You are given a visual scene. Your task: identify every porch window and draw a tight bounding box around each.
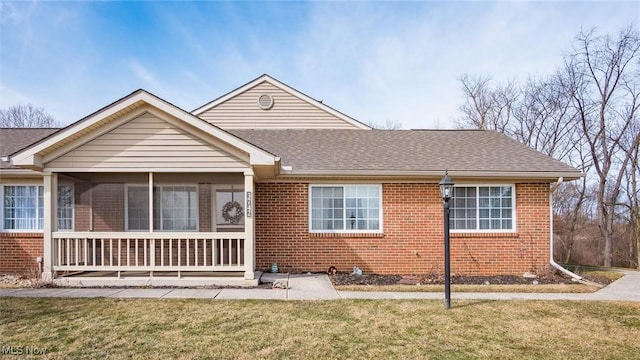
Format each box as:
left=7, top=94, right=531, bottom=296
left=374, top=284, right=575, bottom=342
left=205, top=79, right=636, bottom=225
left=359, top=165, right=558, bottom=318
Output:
left=215, top=189, right=245, bottom=227
left=450, top=185, right=515, bottom=231
left=57, top=185, right=74, bottom=231
left=126, top=185, right=198, bottom=231
left=2, top=185, right=43, bottom=230
left=310, top=185, right=382, bottom=232
left=1, top=185, right=75, bottom=231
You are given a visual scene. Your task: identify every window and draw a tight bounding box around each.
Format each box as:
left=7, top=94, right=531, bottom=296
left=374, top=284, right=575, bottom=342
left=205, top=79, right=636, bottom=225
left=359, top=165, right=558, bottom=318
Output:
left=310, top=185, right=381, bottom=232
left=450, top=185, right=515, bottom=231
left=215, top=189, right=245, bottom=227
left=3, top=185, right=43, bottom=230
left=2, top=185, right=74, bottom=231
left=126, top=185, right=198, bottom=231
left=57, top=185, right=74, bottom=231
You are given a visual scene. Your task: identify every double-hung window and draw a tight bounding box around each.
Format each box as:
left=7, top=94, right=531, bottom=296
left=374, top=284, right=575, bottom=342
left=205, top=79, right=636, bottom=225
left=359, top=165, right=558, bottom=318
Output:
left=2, top=185, right=43, bottom=230
left=1, top=185, right=73, bottom=231
left=126, top=185, right=198, bottom=231
left=450, top=185, right=515, bottom=231
left=310, top=185, right=382, bottom=232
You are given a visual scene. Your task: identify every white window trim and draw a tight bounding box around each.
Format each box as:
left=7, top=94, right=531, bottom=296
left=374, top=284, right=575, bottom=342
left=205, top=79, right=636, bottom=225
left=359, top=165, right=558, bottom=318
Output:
left=125, top=184, right=199, bottom=232
left=211, top=184, right=245, bottom=230
left=450, top=184, right=517, bottom=233
left=0, top=183, right=44, bottom=233
left=308, top=184, right=383, bottom=234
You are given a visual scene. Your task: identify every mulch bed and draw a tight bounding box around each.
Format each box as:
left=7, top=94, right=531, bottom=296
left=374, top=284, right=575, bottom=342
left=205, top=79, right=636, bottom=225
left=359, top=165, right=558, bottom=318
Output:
left=330, top=269, right=614, bottom=287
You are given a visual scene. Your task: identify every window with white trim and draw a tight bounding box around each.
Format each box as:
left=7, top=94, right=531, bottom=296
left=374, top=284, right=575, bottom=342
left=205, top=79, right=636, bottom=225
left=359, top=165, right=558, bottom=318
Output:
left=450, top=185, right=515, bottom=231
left=126, top=185, right=198, bottom=231
left=310, top=185, right=382, bottom=232
left=1, top=185, right=73, bottom=231
left=2, top=185, right=43, bottom=230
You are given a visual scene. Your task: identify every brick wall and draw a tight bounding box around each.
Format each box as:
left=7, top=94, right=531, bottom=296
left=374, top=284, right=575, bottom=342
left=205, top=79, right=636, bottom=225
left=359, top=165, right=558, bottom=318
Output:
left=255, top=182, right=550, bottom=276
left=0, top=233, right=43, bottom=275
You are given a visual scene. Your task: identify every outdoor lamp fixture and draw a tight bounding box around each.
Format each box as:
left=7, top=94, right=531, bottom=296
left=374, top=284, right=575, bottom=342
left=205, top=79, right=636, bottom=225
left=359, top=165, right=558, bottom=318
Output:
left=439, top=171, right=455, bottom=309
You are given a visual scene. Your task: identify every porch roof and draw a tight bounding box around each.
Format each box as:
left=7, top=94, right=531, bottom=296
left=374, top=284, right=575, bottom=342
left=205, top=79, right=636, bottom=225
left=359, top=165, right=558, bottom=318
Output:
left=7, top=90, right=279, bottom=171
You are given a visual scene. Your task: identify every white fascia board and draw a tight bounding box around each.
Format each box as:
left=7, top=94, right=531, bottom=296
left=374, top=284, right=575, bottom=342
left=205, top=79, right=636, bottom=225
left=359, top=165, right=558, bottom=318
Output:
left=277, top=169, right=584, bottom=181
left=191, top=74, right=371, bottom=130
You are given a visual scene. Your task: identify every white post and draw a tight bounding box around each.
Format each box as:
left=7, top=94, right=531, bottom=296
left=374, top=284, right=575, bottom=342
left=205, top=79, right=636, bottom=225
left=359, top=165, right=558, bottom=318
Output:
left=42, top=172, right=57, bottom=281
left=243, top=170, right=255, bottom=280
left=149, top=172, right=155, bottom=270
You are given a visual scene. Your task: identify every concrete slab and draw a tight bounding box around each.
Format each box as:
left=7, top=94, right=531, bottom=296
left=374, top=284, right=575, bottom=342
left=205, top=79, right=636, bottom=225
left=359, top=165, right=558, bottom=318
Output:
left=260, top=272, right=289, bottom=283
left=288, top=274, right=340, bottom=300
left=0, top=288, right=22, bottom=297
left=1, top=288, right=74, bottom=298
left=109, top=288, right=173, bottom=298
left=161, top=289, right=221, bottom=299
left=216, top=288, right=287, bottom=300
left=62, top=288, right=125, bottom=298
left=55, top=276, right=258, bottom=288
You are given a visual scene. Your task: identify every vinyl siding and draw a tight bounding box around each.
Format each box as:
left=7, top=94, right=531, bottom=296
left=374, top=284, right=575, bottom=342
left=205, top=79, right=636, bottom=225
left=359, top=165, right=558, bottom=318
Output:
left=47, top=113, right=248, bottom=169
left=198, top=82, right=361, bottom=129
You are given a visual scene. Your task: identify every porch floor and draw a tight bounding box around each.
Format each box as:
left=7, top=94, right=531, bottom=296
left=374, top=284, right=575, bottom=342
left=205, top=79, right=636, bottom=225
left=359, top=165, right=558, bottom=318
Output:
left=53, top=271, right=260, bottom=288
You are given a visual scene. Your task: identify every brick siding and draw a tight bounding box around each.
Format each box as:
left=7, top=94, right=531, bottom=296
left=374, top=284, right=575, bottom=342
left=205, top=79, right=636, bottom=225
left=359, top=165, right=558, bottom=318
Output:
left=255, top=182, right=550, bottom=276
left=0, top=232, right=43, bottom=275
left=2, top=181, right=551, bottom=276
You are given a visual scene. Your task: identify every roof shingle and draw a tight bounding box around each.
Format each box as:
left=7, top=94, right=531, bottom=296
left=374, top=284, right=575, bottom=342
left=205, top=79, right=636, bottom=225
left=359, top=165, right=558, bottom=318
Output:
left=230, top=129, right=581, bottom=178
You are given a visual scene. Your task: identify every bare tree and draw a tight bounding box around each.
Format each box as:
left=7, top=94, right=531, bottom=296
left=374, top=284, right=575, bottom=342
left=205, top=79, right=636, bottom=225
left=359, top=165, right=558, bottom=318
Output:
left=0, top=103, right=60, bottom=128
left=621, top=113, right=640, bottom=268
left=456, top=74, right=518, bottom=133
left=457, top=26, right=640, bottom=269
left=367, top=119, right=403, bottom=130
left=566, top=26, right=640, bottom=267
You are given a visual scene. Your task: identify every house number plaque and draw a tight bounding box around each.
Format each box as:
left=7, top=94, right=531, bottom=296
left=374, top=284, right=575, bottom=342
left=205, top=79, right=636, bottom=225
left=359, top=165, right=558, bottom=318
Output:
left=246, top=191, right=252, bottom=218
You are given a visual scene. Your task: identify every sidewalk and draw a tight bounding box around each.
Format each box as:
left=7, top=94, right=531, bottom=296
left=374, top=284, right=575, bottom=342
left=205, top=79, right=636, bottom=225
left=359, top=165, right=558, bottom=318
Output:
left=0, top=270, right=638, bottom=301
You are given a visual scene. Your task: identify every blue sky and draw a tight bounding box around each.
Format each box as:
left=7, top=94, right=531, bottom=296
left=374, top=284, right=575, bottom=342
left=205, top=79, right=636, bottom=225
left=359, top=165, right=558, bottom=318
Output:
left=1, top=1, right=638, bottom=129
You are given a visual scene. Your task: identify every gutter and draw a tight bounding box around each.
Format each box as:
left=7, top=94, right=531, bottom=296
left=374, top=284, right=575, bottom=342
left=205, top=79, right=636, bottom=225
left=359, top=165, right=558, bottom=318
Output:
left=549, top=178, right=603, bottom=287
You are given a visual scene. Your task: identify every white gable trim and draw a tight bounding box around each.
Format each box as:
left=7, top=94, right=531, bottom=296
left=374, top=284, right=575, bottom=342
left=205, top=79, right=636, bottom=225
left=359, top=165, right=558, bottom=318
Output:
left=10, top=90, right=278, bottom=170
left=191, top=74, right=371, bottom=130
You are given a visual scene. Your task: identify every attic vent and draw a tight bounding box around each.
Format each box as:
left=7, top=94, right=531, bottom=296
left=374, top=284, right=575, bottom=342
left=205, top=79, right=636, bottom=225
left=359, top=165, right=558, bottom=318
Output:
left=258, top=94, right=274, bottom=110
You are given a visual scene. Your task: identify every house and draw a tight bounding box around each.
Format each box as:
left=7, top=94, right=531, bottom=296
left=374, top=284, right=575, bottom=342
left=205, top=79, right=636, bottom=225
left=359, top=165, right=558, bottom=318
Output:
left=0, top=75, right=582, bottom=286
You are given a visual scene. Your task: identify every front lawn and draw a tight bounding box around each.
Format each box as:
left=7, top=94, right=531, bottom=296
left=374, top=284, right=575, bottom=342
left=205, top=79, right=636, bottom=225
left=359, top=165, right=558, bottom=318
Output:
left=1, top=298, right=639, bottom=359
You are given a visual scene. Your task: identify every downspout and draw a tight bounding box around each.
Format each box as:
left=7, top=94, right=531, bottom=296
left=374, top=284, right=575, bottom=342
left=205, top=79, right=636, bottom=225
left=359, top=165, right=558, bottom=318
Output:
left=549, top=178, right=601, bottom=286
left=549, top=178, right=581, bottom=279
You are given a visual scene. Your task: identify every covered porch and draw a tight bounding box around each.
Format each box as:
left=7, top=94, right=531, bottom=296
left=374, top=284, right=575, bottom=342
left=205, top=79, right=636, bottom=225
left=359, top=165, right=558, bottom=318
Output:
left=7, top=92, right=279, bottom=285
left=43, top=170, right=257, bottom=283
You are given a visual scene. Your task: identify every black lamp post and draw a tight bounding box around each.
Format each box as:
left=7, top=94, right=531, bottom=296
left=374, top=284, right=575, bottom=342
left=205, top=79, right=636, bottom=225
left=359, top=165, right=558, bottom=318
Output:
left=439, top=171, right=455, bottom=309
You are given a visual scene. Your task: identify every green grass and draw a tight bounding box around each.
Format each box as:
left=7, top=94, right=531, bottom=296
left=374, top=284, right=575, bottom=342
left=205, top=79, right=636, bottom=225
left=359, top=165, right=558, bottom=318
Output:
left=1, top=298, right=639, bottom=359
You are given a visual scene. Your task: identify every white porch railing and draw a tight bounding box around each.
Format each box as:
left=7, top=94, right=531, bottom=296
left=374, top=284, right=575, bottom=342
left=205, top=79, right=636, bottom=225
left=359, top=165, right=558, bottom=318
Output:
left=52, top=232, right=246, bottom=274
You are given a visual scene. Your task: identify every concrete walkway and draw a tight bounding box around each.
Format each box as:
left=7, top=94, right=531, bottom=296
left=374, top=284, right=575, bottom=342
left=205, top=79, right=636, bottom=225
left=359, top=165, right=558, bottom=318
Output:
left=0, top=270, right=638, bottom=301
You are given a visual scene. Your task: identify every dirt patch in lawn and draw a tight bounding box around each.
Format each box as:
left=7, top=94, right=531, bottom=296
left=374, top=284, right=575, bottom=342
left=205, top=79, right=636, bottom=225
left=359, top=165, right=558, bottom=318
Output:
left=330, top=268, right=616, bottom=288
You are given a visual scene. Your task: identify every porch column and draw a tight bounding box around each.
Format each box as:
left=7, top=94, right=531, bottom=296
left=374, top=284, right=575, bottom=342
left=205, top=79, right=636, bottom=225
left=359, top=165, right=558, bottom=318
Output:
left=42, top=172, right=58, bottom=281
left=244, top=170, right=255, bottom=280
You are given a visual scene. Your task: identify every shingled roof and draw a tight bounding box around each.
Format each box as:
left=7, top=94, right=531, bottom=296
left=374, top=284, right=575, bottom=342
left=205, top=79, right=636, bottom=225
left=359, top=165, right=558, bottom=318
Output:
left=0, top=128, right=59, bottom=169
left=230, top=129, right=582, bottom=179
left=1, top=127, right=581, bottom=180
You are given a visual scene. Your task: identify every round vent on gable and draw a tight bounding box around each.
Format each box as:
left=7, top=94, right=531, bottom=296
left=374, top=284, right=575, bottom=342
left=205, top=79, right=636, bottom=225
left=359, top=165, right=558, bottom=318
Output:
left=258, top=94, right=274, bottom=110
